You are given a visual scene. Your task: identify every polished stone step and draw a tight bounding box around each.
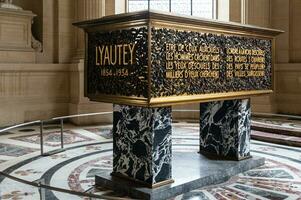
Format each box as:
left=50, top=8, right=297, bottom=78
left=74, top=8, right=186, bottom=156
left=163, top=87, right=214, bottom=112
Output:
left=251, top=130, right=301, bottom=147
left=251, top=114, right=301, bottom=137
left=95, top=152, right=264, bottom=200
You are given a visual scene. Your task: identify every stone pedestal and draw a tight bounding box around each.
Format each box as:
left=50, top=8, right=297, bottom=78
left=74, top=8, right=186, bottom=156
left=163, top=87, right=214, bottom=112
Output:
left=112, top=104, right=172, bottom=187
left=199, top=99, right=251, bottom=160
left=0, top=8, right=36, bottom=63
left=95, top=101, right=264, bottom=199
left=96, top=153, right=264, bottom=200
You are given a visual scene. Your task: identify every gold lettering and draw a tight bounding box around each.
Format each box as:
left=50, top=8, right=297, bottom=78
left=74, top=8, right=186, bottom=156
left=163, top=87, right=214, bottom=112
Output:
left=96, top=47, right=100, bottom=65
left=123, top=44, right=128, bottom=65
left=95, top=43, right=136, bottom=67
left=117, top=44, right=123, bottom=65
left=164, top=43, right=267, bottom=80
left=166, top=70, right=183, bottom=79
left=104, top=46, right=110, bottom=65
left=98, top=46, right=105, bottom=65
left=128, top=43, right=136, bottom=65
left=110, top=45, right=117, bottom=65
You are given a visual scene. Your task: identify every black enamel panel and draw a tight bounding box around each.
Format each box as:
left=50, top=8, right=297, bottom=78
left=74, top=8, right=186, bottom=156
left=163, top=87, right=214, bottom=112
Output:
left=87, top=27, right=149, bottom=98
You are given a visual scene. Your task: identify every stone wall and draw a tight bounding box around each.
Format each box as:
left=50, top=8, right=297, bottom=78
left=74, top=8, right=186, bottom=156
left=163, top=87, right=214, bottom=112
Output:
left=272, top=0, right=301, bottom=115
left=0, top=0, right=113, bottom=126
left=0, top=63, right=70, bottom=125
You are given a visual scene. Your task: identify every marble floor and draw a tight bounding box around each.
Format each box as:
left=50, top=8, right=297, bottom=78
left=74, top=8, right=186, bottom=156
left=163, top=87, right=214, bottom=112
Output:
left=0, top=122, right=300, bottom=199
left=252, top=115, right=301, bottom=131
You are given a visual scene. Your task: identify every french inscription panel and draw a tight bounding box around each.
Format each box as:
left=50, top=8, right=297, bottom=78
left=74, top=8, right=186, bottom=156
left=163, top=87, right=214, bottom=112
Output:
left=151, top=27, right=272, bottom=98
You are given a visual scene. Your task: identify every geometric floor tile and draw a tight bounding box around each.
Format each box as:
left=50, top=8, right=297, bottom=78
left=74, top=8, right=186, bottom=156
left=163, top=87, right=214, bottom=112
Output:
left=0, top=143, right=37, bottom=157
left=11, top=130, right=93, bottom=147
left=85, top=127, right=113, bottom=139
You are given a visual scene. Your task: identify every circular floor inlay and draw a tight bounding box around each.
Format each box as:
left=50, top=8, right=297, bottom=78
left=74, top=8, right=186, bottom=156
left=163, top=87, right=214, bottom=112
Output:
left=2, top=122, right=301, bottom=200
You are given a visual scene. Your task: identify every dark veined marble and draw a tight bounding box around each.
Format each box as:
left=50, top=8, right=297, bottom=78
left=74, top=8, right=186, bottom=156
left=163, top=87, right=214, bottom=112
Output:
left=151, top=28, right=272, bottom=97
left=199, top=99, right=251, bottom=160
left=112, top=104, right=172, bottom=185
left=87, top=27, right=148, bottom=97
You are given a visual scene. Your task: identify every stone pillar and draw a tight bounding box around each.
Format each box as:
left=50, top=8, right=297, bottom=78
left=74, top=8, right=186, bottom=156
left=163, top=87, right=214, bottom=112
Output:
left=112, top=104, right=173, bottom=187
left=199, top=99, right=251, bottom=160
left=105, top=0, right=126, bottom=16
left=239, top=0, right=276, bottom=113
left=74, top=0, right=105, bottom=59
left=70, top=0, right=111, bottom=125
left=229, top=0, right=242, bottom=23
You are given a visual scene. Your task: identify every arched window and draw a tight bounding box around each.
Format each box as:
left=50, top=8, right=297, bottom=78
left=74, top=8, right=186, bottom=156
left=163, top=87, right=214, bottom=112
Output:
left=128, top=0, right=217, bottom=19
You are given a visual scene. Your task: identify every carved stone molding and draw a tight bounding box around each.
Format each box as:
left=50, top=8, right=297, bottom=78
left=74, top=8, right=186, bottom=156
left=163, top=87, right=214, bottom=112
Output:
left=0, top=0, right=22, bottom=10
left=0, top=8, right=36, bottom=62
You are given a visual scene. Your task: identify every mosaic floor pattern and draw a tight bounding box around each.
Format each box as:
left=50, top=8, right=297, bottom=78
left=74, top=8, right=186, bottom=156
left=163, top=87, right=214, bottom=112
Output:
left=0, top=122, right=300, bottom=199
left=12, top=130, right=93, bottom=147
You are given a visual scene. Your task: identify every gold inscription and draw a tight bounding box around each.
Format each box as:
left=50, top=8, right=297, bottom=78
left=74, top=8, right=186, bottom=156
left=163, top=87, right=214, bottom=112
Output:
left=226, top=47, right=266, bottom=78
left=95, top=43, right=136, bottom=77
left=165, top=44, right=220, bottom=79
left=165, top=43, right=266, bottom=80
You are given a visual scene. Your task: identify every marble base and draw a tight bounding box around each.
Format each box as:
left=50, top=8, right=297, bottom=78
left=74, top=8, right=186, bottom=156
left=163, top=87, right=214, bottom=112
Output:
left=113, top=104, right=172, bottom=186
left=199, top=99, right=251, bottom=160
left=95, top=152, right=265, bottom=200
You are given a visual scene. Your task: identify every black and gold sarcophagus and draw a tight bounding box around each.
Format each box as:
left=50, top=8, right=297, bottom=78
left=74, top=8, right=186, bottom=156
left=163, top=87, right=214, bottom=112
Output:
left=73, top=11, right=283, bottom=199
left=74, top=11, right=282, bottom=107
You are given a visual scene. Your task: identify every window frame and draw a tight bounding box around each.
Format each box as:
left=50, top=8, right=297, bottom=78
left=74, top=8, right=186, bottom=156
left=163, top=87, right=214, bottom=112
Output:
left=127, top=0, right=217, bottom=19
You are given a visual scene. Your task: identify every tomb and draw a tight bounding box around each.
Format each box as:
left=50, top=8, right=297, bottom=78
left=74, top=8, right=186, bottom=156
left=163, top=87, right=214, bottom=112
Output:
left=74, top=10, right=282, bottom=199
